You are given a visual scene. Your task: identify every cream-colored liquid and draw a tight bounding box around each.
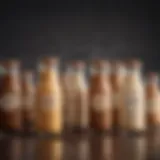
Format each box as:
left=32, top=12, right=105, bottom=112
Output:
left=120, top=70, right=146, bottom=131
left=63, top=72, right=88, bottom=128
left=36, top=68, right=62, bottom=134
left=146, top=82, right=160, bottom=124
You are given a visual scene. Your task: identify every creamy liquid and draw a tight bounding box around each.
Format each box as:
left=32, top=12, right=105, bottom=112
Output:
left=146, top=81, right=160, bottom=125
left=120, top=70, right=146, bottom=131
left=0, top=93, right=21, bottom=111
left=90, top=69, right=112, bottom=130
left=63, top=72, right=88, bottom=128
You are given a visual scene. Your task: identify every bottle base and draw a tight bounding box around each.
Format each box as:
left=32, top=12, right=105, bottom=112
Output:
left=35, top=130, right=63, bottom=139
left=119, top=128, right=146, bottom=136
left=3, top=128, right=23, bottom=136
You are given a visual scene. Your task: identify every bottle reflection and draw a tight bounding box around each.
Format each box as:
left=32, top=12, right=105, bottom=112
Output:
left=35, top=138, right=63, bottom=160
left=129, top=137, right=147, bottom=160
left=90, top=135, right=113, bottom=160
left=147, top=129, right=160, bottom=158
left=23, top=138, right=36, bottom=160
left=76, top=136, right=90, bottom=160
left=0, top=137, right=22, bottom=160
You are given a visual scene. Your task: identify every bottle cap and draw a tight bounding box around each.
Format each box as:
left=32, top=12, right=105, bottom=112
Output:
left=5, top=59, right=20, bottom=68
left=40, top=57, right=59, bottom=66
left=91, top=59, right=110, bottom=69
left=148, top=72, right=159, bottom=82
left=127, top=59, right=142, bottom=69
left=69, top=60, right=86, bottom=69
left=112, top=60, right=126, bottom=69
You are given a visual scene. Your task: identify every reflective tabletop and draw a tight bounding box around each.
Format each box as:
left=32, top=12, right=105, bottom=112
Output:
left=0, top=129, right=160, bottom=160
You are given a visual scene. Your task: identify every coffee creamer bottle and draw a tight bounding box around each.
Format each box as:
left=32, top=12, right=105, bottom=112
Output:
left=0, top=60, right=22, bottom=132
left=119, top=60, right=146, bottom=133
left=110, top=60, right=126, bottom=129
left=89, top=60, right=112, bottom=131
left=63, top=61, right=88, bottom=131
left=36, top=57, right=63, bottom=135
left=146, top=72, right=160, bottom=127
left=0, top=62, right=7, bottom=132
left=22, top=71, right=35, bottom=132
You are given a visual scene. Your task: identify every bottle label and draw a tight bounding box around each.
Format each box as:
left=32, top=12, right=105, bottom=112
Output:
left=92, top=94, right=111, bottom=111
left=147, top=98, right=160, bottom=113
left=65, top=91, right=88, bottom=127
left=124, top=90, right=145, bottom=128
left=0, top=93, right=21, bottom=111
left=39, top=94, right=59, bottom=111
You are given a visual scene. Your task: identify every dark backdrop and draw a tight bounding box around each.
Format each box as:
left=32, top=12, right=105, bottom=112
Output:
left=0, top=1, right=159, bottom=72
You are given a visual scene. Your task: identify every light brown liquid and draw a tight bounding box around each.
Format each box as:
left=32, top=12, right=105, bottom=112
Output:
left=0, top=60, right=22, bottom=132
left=89, top=60, right=112, bottom=131
left=63, top=61, right=88, bottom=131
left=110, top=61, right=126, bottom=129
left=22, top=71, right=35, bottom=132
left=36, top=57, right=63, bottom=135
left=146, top=72, right=160, bottom=127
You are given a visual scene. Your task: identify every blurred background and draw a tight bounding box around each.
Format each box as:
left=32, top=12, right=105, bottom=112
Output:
left=0, top=1, right=159, bottom=71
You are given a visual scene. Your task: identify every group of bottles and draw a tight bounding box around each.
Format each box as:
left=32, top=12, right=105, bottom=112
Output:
left=0, top=57, right=160, bottom=135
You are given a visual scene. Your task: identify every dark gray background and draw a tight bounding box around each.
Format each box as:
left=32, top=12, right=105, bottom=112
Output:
left=0, top=1, right=159, bottom=72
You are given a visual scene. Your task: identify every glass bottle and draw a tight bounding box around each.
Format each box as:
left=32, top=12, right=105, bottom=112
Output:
left=36, top=57, right=63, bottom=135
left=146, top=72, right=160, bottom=127
left=119, top=59, right=146, bottom=133
left=110, top=60, right=126, bottom=129
left=0, top=61, right=7, bottom=132
left=22, top=70, right=35, bottom=132
left=89, top=60, right=112, bottom=132
left=63, top=61, right=88, bottom=132
left=0, top=60, right=22, bottom=132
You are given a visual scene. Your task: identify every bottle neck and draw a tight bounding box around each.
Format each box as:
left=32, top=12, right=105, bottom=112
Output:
left=38, top=64, right=59, bottom=83
left=90, top=67, right=110, bottom=77
left=66, top=68, right=86, bottom=84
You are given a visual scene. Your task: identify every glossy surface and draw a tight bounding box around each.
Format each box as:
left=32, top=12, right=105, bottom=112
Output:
left=0, top=129, right=160, bottom=160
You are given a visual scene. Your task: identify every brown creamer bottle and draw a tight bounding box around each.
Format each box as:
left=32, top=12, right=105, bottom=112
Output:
left=22, top=71, right=35, bottom=132
left=0, top=62, right=7, bottom=132
left=89, top=60, right=112, bottom=131
left=0, top=60, right=22, bottom=132
left=146, top=72, right=160, bottom=127
left=36, top=57, right=62, bottom=135
left=119, top=60, right=146, bottom=133
left=110, top=60, right=126, bottom=129
left=63, top=61, right=88, bottom=131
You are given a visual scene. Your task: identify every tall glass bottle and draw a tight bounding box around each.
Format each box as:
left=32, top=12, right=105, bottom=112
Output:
left=110, top=60, right=126, bottom=129
left=146, top=72, right=160, bottom=127
left=119, top=59, right=146, bottom=133
left=36, top=57, right=63, bottom=135
left=0, top=60, right=22, bottom=132
left=63, top=61, right=88, bottom=131
left=89, top=60, right=112, bottom=132
left=0, top=62, right=7, bottom=132
left=22, top=70, right=35, bottom=132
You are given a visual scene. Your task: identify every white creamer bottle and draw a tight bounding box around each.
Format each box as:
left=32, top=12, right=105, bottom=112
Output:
left=146, top=72, right=160, bottom=127
left=63, top=61, right=88, bottom=131
left=119, top=59, right=146, bottom=132
left=110, top=60, right=126, bottom=128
